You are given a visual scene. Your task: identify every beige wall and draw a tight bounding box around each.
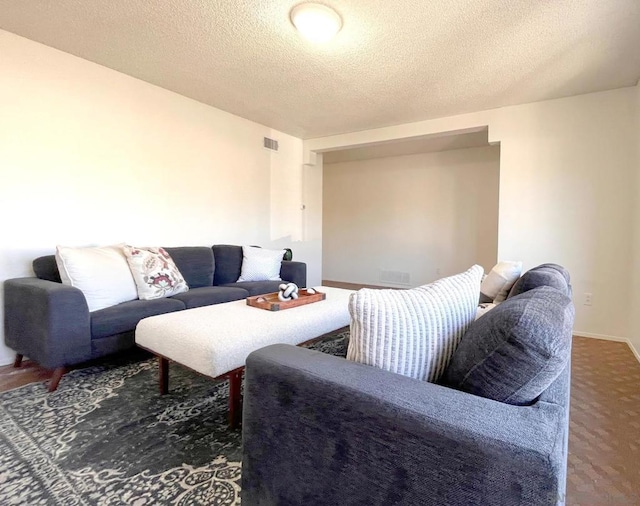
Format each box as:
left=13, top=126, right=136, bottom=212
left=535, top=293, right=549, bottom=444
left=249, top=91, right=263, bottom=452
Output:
left=323, top=147, right=499, bottom=287
left=307, top=87, right=638, bottom=342
left=631, top=81, right=640, bottom=357
left=0, top=31, right=319, bottom=365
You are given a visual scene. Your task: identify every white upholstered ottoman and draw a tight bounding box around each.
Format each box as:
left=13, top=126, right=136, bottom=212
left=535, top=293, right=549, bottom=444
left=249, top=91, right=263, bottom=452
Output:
left=135, top=286, right=353, bottom=427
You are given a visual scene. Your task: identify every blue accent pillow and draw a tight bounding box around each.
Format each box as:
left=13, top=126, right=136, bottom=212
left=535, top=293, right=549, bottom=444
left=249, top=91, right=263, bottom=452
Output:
left=441, top=286, right=574, bottom=405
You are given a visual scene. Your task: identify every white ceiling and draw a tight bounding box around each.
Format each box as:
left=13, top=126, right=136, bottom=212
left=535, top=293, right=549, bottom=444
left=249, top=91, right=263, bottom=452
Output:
left=1, top=0, right=639, bottom=139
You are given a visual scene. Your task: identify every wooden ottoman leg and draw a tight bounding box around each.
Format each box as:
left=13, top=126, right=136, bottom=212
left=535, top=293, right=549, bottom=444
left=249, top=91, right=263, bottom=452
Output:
left=228, top=369, right=243, bottom=429
left=13, top=354, right=23, bottom=368
left=159, top=356, right=169, bottom=395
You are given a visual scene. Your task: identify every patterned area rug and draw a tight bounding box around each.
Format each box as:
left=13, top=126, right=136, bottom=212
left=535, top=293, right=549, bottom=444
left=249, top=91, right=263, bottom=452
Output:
left=0, top=329, right=349, bottom=505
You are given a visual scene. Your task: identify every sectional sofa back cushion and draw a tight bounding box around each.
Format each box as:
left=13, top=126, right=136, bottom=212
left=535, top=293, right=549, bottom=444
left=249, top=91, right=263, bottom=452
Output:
left=212, top=245, right=244, bottom=285
left=35, top=247, right=216, bottom=288
left=33, top=255, right=62, bottom=283
left=442, top=285, right=574, bottom=405
left=508, top=263, right=571, bottom=299
left=55, top=244, right=138, bottom=312
left=347, top=265, right=483, bottom=382
left=164, top=247, right=214, bottom=288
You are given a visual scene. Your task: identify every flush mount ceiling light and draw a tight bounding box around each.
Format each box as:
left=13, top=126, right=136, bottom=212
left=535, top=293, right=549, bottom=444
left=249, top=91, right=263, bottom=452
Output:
left=290, top=3, right=342, bottom=43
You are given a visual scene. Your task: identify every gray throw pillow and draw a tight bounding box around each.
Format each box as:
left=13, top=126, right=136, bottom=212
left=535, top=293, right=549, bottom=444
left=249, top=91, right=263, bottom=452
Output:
left=441, top=286, right=574, bottom=405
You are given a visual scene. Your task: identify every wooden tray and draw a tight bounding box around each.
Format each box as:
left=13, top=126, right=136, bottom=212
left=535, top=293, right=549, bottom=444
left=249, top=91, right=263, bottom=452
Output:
left=246, top=289, right=326, bottom=311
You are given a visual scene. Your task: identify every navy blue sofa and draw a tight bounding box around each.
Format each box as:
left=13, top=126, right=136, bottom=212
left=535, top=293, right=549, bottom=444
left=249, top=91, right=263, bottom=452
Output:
left=241, top=264, right=574, bottom=505
left=4, top=245, right=306, bottom=391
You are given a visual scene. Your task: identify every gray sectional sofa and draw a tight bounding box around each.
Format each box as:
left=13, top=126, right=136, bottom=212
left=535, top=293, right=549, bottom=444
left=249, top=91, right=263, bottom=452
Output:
left=242, top=264, right=574, bottom=505
left=4, top=244, right=306, bottom=390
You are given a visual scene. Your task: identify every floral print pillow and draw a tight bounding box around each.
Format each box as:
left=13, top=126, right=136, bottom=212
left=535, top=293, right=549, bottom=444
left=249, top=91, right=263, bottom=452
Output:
left=123, top=246, right=188, bottom=300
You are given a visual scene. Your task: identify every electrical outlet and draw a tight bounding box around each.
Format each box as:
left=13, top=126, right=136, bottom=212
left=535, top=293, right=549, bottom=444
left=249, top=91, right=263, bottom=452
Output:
left=584, top=293, right=593, bottom=306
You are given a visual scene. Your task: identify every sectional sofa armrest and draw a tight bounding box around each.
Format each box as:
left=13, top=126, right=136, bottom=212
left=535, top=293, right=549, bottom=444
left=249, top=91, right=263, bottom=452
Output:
left=279, top=261, right=306, bottom=288
left=242, top=344, right=568, bottom=506
left=3, top=278, right=92, bottom=369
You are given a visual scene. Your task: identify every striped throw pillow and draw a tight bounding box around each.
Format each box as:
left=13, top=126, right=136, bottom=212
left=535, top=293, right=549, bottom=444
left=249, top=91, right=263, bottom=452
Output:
left=347, top=265, right=484, bottom=382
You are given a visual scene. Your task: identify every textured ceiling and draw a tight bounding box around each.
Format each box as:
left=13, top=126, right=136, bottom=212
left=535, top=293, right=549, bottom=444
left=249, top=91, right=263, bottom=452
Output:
left=1, top=0, right=639, bottom=139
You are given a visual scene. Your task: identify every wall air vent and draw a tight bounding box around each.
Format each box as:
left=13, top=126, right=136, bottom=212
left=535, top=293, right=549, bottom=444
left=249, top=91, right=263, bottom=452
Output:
left=380, top=270, right=411, bottom=285
left=263, top=137, right=279, bottom=152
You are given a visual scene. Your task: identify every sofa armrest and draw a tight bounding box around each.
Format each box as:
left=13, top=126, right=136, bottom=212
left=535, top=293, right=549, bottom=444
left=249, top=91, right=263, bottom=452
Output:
left=3, top=278, right=92, bottom=369
left=279, top=261, right=306, bottom=288
left=242, top=344, right=569, bottom=506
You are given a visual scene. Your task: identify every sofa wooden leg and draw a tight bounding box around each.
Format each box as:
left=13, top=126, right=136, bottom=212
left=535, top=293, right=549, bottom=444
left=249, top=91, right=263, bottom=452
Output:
left=13, top=354, right=23, bottom=368
left=48, top=367, right=66, bottom=392
left=159, top=356, right=169, bottom=395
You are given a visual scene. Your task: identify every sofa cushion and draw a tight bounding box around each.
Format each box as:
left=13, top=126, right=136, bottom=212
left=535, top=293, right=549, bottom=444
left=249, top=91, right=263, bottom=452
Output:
left=33, top=255, right=62, bottom=283
left=508, top=263, right=570, bottom=298
left=169, top=286, right=249, bottom=309
left=55, top=244, right=138, bottom=312
left=164, top=247, right=214, bottom=288
left=346, top=265, right=483, bottom=382
left=441, top=286, right=574, bottom=405
left=238, top=246, right=285, bottom=282
left=221, top=281, right=284, bottom=297
left=91, top=298, right=185, bottom=339
left=537, top=263, right=571, bottom=284
left=123, top=246, right=189, bottom=300
left=212, top=245, right=244, bottom=285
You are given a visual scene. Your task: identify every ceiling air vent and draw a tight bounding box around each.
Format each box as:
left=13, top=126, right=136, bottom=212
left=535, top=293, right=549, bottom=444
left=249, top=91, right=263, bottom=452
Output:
left=263, top=137, right=279, bottom=152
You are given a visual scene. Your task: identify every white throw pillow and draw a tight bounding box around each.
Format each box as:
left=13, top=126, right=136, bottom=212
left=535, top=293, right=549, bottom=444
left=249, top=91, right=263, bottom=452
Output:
left=480, top=260, right=523, bottom=303
left=237, top=246, right=285, bottom=282
left=55, top=244, right=138, bottom=312
left=347, top=265, right=483, bottom=382
left=123, top=246, right=188, bottom=300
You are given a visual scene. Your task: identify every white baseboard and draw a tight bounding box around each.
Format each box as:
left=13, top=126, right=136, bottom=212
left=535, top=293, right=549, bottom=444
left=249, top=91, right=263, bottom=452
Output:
left=573, top=331, right=640, bottom=364
left=574, top=331, right=628, bottom=342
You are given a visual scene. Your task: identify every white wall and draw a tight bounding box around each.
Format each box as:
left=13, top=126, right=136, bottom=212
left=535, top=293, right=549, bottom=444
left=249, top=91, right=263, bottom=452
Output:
left=323, top=147, right=499, bottom=286
left=306, top=87, right=638, bottom=341
left=0, top=31, right=318, bottom=366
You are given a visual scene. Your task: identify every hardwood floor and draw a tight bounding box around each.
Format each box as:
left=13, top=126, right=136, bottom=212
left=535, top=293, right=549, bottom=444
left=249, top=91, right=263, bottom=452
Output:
left=0, top=348, right=151, bottom=393
left=1, top=336, right=639, bottom=503
left=567, top=336, right=640, bottom=505
left=0, top=359, right=54, bottom=392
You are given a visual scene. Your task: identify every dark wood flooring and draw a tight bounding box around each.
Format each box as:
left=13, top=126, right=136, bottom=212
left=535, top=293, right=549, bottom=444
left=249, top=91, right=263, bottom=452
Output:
left=1, top=336, right=639, bottom=504
left=0, top=358, right=54, bottom=391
